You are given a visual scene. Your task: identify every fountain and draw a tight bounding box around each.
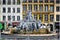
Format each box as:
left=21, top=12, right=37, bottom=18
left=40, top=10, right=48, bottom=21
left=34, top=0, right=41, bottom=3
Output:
left=4, top=10, right=50, bottom=34
left=11, top=11, right=49, bottom=34
left=15, top=11, right=40, bottom=33
left=1, top=11, right=55, bottom=34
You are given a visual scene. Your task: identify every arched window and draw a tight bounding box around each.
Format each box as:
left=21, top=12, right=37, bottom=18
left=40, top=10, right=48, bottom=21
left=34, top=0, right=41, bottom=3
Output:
left=47, top=24, right=53, bottom=31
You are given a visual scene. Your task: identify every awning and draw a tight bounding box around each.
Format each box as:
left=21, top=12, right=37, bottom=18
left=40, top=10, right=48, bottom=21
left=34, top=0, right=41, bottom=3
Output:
left=12, top=22, right=20, bottom=25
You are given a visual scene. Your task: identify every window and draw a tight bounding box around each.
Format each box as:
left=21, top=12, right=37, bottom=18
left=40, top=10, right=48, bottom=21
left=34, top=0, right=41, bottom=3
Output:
left=13, top=0, right=15, bottom=4
left=7, top=0, right=11, bottom=5
left=56, top=0, right=60, bottom=3
left=34, top=14, right=37, bottom=20
left=28, top=4, right=32, bottom=11
left=50, top=0, right=54, bottom=3
left=23, top=0, right=27, bottom=3
left=8, top=16, right=11, bottom=21
left=23, top=5, right=27, bottom=12
left=50, top=5, right=54, bottom=12
left=56, top=6, right=60, bottom=12
left=34, top=0, right=38, bottom=3
left=44, top=14, right=48, bottom=22
left=17, top=0, right=20, bottom=4
left=3, top=7, right=6, bottom=13
left=44, top=0, right=48, bottom=3
left=44, top=5, right=48, bottom=12
left=3, top=16, right=6, bottom=21
left=50, top=15, right=54, bottom=21
left=17, top=8, right=20, bottom=13
left=3, top=0, right=6, bottom=4
left=13, top=8, right=15, bottom=13
left=39, top=0, right=43, bottom=3
left=39, top=14, right=43, bottom=21
left=28, top=0, right=32, bottom=3
left=39, top=5, right=43, bottom=12
left=8, top=7, right=11, bottom=13
left=34, top=5, right=38, bottom=11
left=56, top=15, right=60, bottom=21
left=12, top=16, right=15, bottom=21
left=23, top=15, right=26, bottom=19
left=17, top=16, right=20, bottom=21
left=55, top=22, right=60, bottom=29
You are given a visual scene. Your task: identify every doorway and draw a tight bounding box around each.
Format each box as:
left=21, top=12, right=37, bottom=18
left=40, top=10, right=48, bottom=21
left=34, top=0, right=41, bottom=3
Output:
left=55, top=22, right=60, bottom=33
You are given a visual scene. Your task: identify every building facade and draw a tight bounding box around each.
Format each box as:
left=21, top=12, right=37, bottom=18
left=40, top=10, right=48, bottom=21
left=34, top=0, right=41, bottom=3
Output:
left=0, top=0, right=60, bottom=30
left=22, top=0, right=60, bottom=29
left=54, top=0, right=60, bottom=29
left=0, top=0, right=23, bottom=26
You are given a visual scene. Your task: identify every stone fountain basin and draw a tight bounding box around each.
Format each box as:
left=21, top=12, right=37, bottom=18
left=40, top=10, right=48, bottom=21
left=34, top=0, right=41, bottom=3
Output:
left=39, top=28, right=48, bottom=34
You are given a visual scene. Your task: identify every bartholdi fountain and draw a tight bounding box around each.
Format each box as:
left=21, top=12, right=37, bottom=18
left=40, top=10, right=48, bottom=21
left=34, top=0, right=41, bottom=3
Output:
left=17, top=11, right=40, bottom=32
left=11, top=11, right=49, bottom=34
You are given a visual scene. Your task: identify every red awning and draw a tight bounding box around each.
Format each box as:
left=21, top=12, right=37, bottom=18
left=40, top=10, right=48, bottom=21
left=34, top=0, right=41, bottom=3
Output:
left=12, top=22, right=20, bottom=25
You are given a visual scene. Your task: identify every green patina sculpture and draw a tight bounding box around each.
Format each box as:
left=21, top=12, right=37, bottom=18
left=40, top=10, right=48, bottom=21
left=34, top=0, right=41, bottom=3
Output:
left=0, top=23, right=3, bottom=30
